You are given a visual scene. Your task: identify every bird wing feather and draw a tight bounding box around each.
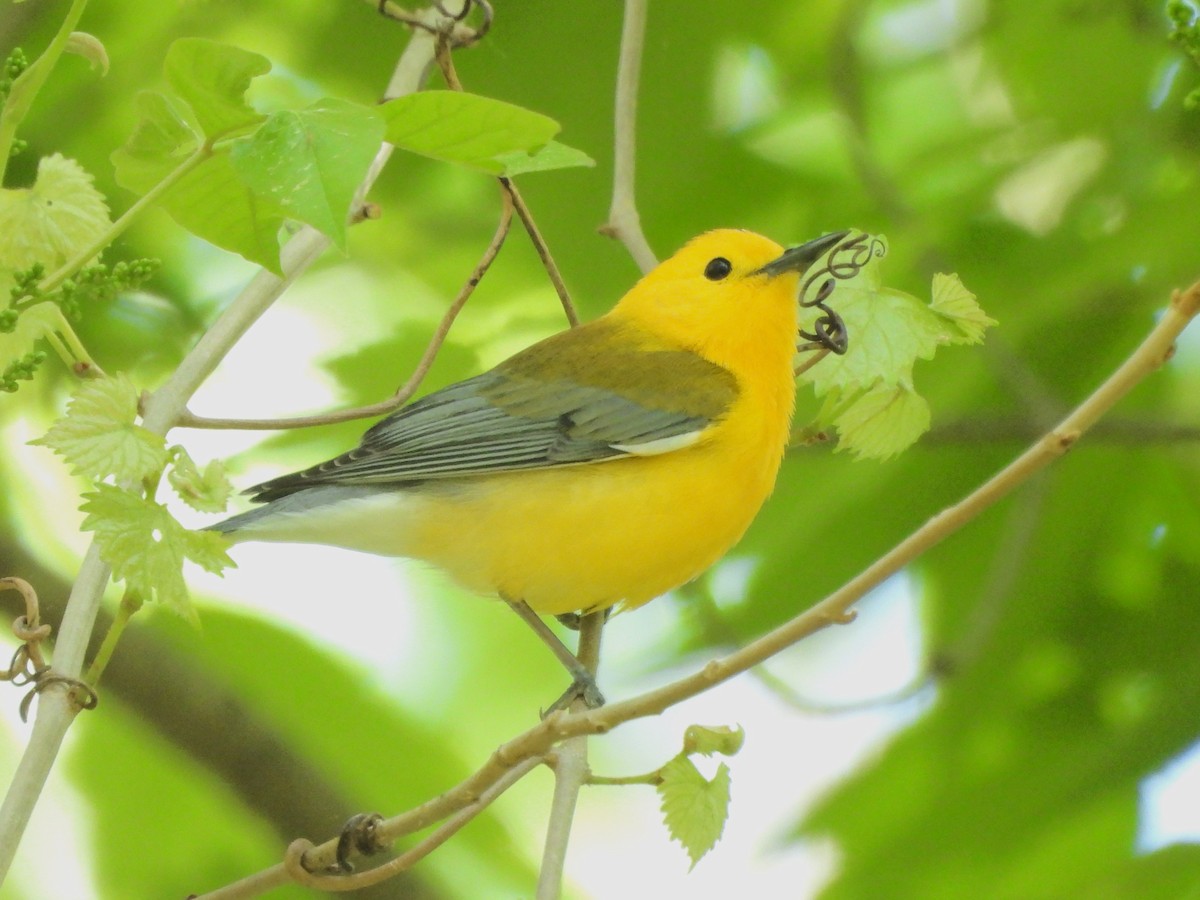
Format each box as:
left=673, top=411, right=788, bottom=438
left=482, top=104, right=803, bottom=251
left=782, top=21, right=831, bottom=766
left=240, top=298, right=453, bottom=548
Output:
left=246, top=320, right=739, bottom=503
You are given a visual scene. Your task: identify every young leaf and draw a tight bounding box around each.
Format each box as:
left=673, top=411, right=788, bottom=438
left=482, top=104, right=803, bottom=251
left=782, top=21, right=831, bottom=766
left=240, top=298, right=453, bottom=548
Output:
left=828, top=383, right=932, bottom=461
left=167, top=445, right=232, bottom=513
left=0, top=154, right=111, bottom=278
left=162, top=37, right=269, bottom=140
left=683, top=724, right=746, bottom=757
left=379, top=90, right=561, bottom=174
left=31, top=373, right=167, bottom=482
left=930, top=272, right=995, bottom=344
left=111, top=45, right=284, bottom=273
left=112, top=93, right=285, bottom=274
left=80, top=484, right=233, bottom=619
left=797, top=233, right=995, bottom=459
left=229, top=99, right=385, bottom=250
left=111, top=92, right=199, bottom=191
left=657, top=755, right=733, bottom=869
left=493, top=140, right=595, bottom=177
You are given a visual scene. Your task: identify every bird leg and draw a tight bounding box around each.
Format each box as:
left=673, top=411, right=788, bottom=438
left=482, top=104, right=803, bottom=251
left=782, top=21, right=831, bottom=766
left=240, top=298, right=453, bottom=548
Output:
left=554, top=606, right=613, bottom=631
left=504, top=598, right=605, bottom=710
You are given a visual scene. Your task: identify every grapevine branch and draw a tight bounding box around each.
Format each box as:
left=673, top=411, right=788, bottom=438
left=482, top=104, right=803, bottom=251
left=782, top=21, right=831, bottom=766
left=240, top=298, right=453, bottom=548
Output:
left=194, top=281, right=1200, bottom=898
left=432, top=36, right=579, bottom=327
left=0, top=11, right=456, bottom=884
left=175, top=188, right=515, bottom=431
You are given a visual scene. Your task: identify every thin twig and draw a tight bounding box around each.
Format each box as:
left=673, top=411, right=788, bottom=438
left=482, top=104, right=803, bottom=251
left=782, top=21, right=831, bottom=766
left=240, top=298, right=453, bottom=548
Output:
left=273, top=757, right=541, bottom=894
left=434, top=36, right=579, bottom=326
left=194, top=281, right=1198, bottom=899
left=176, top=189, right=515, bottom=431
left=0, top=20, right=448, bottom=886
left=536, top=611, right=603, bottom=900
left=598, top=0, right=657, bottom=274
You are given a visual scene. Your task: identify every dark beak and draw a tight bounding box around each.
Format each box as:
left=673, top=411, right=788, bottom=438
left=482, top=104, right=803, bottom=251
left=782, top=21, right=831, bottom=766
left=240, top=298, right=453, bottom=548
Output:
left=755, top=230, right=849, bottom=278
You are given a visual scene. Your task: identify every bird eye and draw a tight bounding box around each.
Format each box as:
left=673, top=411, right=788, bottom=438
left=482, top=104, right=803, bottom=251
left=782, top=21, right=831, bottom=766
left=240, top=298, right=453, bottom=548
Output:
left=704, top=257, right=733, bottom=281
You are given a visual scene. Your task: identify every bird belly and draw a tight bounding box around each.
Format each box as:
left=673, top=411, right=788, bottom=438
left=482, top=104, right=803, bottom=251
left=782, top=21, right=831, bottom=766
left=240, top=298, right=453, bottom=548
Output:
left=402, top=441, right=781, bottom=616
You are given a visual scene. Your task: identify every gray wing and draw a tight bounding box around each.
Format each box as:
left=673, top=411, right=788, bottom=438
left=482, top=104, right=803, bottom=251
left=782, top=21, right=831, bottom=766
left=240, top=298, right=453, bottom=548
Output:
left=245, top=359, right=736, bottom=503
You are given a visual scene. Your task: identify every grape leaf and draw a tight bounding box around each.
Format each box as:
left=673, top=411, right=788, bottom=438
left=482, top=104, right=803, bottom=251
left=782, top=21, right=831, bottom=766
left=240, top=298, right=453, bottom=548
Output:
left=930, top=272, right=995, bottom=344
left=683, top=724, right=746, bottom=757
left=31, top=373, right=167, bottom=483
left=167, top=445, right=232, bottom=513
left=80, top=484, right=233, bottom=619
left=0, top=154, right=111, bottom=278
left=797, top=233, right=995, bottom=459
left=657, top=755, right=732, bottom=869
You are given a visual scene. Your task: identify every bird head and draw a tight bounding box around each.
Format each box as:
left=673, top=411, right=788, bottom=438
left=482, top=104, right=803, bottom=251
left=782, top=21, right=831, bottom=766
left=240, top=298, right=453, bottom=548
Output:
left=613, top=229, right=847, bottom=365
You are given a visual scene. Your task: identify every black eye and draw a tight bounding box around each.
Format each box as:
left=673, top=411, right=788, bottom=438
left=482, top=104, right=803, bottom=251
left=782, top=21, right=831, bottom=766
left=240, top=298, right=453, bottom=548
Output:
left=704, top=257, right=732, bottom=281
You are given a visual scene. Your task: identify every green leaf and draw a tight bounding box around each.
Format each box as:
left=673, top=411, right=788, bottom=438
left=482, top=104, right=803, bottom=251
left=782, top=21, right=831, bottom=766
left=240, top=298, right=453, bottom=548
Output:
left=229, top=99, right=385, bottom=250
left=80, top=484, right=233, bottom=618
left=492, top=140, right=595, bottom=177
left=379, top=90, right=561, bottom=174
left=110, top=42, right=285, bottom=272
left=657, top=755, right=732, bottom=868
left=797, top=233, right=995, bottom=459
left=167, top=445, right=232, bottom=513
left=0, top=154, right=111, bottom=278
left=113, top=94, right=285, bottom=273
left=110, top=91, right=200, bottom=187
left=30, top=373, right=167, bottom=482
left=683, top=724, right=745, bottom=757
left=826, top=383, right=931, bottom=461
left=929, top=272, right=997, bottom=345
left=162, top=37, right=268, bottom=140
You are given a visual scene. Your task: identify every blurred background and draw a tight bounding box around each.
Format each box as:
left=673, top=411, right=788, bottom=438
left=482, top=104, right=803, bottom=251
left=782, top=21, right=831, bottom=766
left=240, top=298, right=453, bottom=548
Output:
left=2, top=0, right=1199, bottom=897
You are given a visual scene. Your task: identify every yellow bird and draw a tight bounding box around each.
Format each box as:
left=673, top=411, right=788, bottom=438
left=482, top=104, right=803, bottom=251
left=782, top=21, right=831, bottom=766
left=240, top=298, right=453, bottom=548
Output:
left=210, top=229, right=843, bottom=692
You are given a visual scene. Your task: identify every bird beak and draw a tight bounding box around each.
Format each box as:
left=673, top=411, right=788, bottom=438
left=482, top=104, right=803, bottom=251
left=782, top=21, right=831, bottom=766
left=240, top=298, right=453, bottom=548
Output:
left=755, top=231, right=849, bottom=278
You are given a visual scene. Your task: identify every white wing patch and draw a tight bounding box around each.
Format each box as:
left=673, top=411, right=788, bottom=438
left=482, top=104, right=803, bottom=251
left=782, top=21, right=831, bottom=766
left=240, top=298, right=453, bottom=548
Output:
left=610, top=429, right=704, bottom=456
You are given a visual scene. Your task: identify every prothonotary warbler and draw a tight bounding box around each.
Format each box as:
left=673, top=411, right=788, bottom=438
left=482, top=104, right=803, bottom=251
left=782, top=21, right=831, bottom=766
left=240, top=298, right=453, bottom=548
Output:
left=209, top=229, right=845, bottom=650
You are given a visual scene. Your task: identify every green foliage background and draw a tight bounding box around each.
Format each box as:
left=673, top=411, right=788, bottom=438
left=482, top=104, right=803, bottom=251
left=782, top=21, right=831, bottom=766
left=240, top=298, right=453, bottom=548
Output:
left=1, top=0, right=1199, bottom=897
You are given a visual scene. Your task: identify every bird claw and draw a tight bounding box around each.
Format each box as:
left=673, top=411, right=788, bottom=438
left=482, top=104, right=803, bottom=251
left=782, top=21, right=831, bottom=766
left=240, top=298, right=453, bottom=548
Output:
left=542, top=675, right=605, bottom=717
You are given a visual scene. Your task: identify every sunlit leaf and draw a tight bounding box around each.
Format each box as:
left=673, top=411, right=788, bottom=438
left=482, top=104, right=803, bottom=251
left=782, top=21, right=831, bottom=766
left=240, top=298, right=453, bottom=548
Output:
left=0, top=154, right=110, bottom=277
left=229, top=99, right=385, bottom=250
left=162, top=37, right=268, bottom=139
left=80, top=484, right=233, bottom=618
left=658, top=755, right=732, bottom=868
left=493, top=140, right=595, bottom=177
left=683, top=724, right=745, bottom=757
left=930, top=272, right=997, bottom=344
left=380, top=90, right=561, bottom=174
left=31, top=373, right=167, bottom=482
left=797, top=233, right=994, bottom=459
left=167, top=445, right=232, bottom=513
left=113, top=93, right=284, bottom=273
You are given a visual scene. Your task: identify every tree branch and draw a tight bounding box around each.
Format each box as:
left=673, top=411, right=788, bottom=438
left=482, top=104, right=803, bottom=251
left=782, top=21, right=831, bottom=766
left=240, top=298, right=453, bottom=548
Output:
left=175, top=188, right=514, bottom=431
left=0, top=541, right=438, bottom=899
left=433, top=35, right=579, bottom=326
left=192, top=279, right=1199, bottom=898
left=536, top=611, right=603, bottom=900
left=0, top=17, right=448, bottom=885
left=598, top=0, right=657, bottom=273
